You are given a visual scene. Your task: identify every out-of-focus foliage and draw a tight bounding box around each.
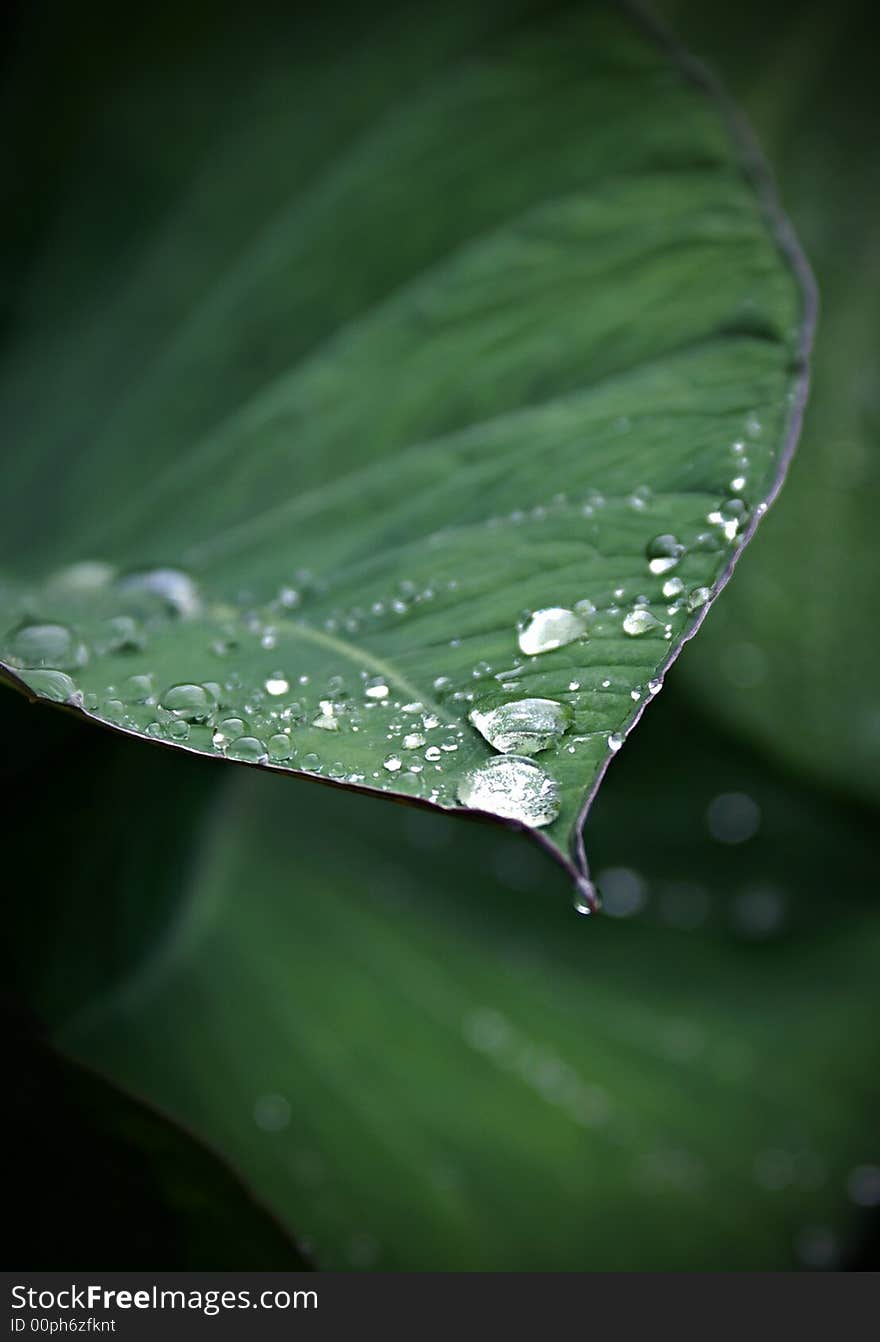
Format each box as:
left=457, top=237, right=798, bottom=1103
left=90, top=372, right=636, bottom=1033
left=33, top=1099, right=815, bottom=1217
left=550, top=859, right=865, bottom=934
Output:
left=660, top=0, right=880, bottom=806
left=4, top=684, right=879, bottom=1269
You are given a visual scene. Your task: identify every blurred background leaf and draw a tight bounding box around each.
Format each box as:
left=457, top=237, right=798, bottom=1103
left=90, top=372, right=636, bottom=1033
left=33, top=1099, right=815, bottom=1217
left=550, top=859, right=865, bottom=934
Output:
left=4, top=681, right=879, bottom=1269
left=5, top=1022, right=311, bottom=1269
left=658, top=0, right=880, bottom=807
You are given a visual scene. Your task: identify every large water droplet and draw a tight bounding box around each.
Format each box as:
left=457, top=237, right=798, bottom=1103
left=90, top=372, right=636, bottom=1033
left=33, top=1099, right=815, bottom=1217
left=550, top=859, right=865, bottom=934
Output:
left=160, top=682, right=215, bottom=722
left=469, top=697, right=572, bottom=755
left=2, top=622, right=87, bottom=671
left=457, top=756, right=560, bottom=827
left=517, top=608, right=587, bottom=656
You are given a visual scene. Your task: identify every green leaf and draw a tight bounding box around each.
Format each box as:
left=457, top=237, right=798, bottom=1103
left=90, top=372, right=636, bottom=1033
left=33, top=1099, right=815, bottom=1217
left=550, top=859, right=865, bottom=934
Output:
left=8, top=1028, right=311, bottom=1269
left=659, top=0, right=880, bottom=805
left=27, top=686, right=876, bottom=1270
left=0, top=0, right=810, bottom=889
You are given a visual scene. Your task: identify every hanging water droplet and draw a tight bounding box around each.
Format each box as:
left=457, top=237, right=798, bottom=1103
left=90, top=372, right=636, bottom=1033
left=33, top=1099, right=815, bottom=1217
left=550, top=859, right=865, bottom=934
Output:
left=573, top=877, right=600, bottom=915
left=686, top=586, right=711, bottom=613
left=646, top=534, right=685, bottom=575
left=517, top=607, right=588, bottom=656
left=648, top=677, right=663, bottom=695
left=160, top=683, right=215, bottom=722
left=2, top=621, right=88, bottom=671
left=227, top=735, right=268, bottom=764
left=457, top=756, right=560, bottom=827
left=469, top=697, right=572, bottom=756
left=117, top=567, right=200, bottom=618
left=623, top=608, right=661, bottom=637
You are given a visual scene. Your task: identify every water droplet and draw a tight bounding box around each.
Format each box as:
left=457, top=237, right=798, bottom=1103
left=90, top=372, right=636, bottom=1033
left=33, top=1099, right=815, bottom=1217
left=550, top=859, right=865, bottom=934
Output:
left=264, top=673, right=289, bottom=696
left=117, top=567, right=200, bottom=618
left=2, top=621, right=87, bottom=671
left=267, top=733, right=294, bottom=762
left=312, top=700, right=340, bottom=731
left=607, top=732, right=624, bottom=752
left=120, top=673, right=156, bottom=704
left=730, top=475, right=746, bottom=492
left=160, top=683, right=215, bottom=722
left=425, top=746, right=442, bottom=762
left=227, top=735, right=268, bottom=764
left=469, top=697, right=572, bottom=756
left=403, top=732, right=425, bottom=749
left=365, top=677, right=390, bottom=700
left=457, top=756, right=560, bottom=827
left=212, top=717, right=247, bottom=749
left=646, top=534, right=685, bottom=574
left=100, top=614, right=146, bottom=655
left=648, top=677, right=663, bottom=695
left=278, top=586, right=301, bottom=609
left=686, top=586, right=711, bottom=613
left=517, top=607, right=587, bottom=656
left=383, top=754, right=403, bottom=772
left=423, top=712, right=440, bottom=730
left=18, top=668, right=81, bottom=704
left=622, top=608, right=661, bottom=637
left=662, top=576, right=684, bottom=598
left=49, top=560, right=115, bottom=592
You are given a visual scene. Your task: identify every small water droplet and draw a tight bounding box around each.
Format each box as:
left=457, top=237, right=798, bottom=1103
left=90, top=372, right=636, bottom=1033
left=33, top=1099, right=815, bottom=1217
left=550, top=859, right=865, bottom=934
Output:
left=469, top=697, right=572, bottom=756
left=267, top=733, right=294, bottom=762
left=403, top=732, right=425, bottom=749
left=607, top=732, right=624, bottom=752
left=264, top=673, right=289, bottom=696
left=573, top=877, right=599, bottom=915
left=365, top=677, right=390, bottom=700
left=168, top=718, right=190, bottom=741
left=120, top=673, right=156, bottom=704
left=662, top=576, right=684, bottom=598
left=646, top=534, right=685, bottom=575
left=648, top=677, right=663, bottom=695
left=517, top=607, right=588, bottom=656
left=383, top=754, right=403, bottom=772
left=425, top=745, right=442, bottom=762
left=457, top=755, right=560, bottom=827
left=686, top=586, right=711, bottom=613
left=117, top=567, right=200, bottom=618
left=623, top=608, right=661, bottom=637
